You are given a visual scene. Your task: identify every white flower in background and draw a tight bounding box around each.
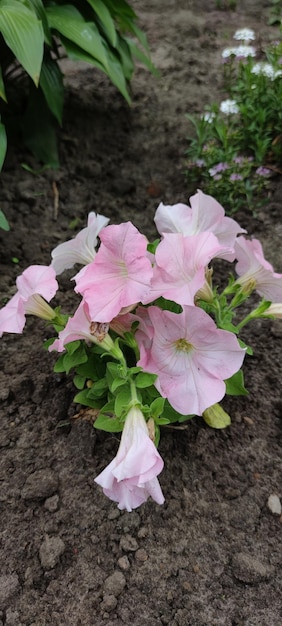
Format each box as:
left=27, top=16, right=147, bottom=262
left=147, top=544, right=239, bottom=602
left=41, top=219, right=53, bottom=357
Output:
left=220, top=99, right=239, bottom=115
left=201, top=111, right=216, bottom=123
left=251, top=62, right=282, bottom=80
left=233, top=28, right=255, bottom=43
left=222, top=45, right=256, bottom=59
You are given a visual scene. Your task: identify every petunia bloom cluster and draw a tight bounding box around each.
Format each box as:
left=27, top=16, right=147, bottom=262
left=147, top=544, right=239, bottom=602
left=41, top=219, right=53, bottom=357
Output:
left=1, top=190, right=282, bottom=511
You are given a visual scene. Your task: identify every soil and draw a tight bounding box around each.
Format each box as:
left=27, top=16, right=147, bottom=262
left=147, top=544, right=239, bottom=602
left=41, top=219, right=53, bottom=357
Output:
left=0, top=1, right=282, bottom=625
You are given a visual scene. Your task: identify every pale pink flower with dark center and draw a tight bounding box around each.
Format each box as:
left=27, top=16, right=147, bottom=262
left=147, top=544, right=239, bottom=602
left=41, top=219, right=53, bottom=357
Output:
left=74, top=222, right=153, bottom=323
left=234, top=237, right=282, bottom=301
left=94, top=406, right=164, bottom=511
left=51, top=212, right=109, bottom=274
left=136, top=305, right=246, bottom=416
left=154, top=189, right=246, bottom=261
left=0, top=265, right=58, bottom=337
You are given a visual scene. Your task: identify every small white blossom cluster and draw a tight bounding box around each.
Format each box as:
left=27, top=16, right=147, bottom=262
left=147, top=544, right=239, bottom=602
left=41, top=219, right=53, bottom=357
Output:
left=251, top=62, right=282, bottom=80
left=201, top=111, right=216, bottom=123
left=233, top=28, right=255, bottom=43
left=222, top=45, right=256, bottom=60
left=219, top=99, right=239, bottom=115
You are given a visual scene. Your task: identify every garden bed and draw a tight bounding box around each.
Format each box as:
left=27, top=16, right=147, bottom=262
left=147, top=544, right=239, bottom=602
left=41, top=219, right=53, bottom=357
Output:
left=0, top=1, right=281, bottom=624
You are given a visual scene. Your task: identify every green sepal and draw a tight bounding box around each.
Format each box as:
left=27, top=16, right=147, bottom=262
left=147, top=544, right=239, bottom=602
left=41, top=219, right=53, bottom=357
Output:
left=202, top=403, right=231, bottom=429
left=147, top=239, right=160, bottom=254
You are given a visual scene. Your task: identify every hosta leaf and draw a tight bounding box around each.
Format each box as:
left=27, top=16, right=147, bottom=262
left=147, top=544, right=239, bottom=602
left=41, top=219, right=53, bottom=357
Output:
left=0, top=66, right=7, bottom=102
left=86, top=0, right=117, bottom=47
left=46, top=4, right=108, bottom=70
left=39, top=54, right=64, bottom=125
left=0, top=0, right=44, bottom=85
left=25, top=0, right=52, bottom=46
left=61, top=36, right=131, bottom=103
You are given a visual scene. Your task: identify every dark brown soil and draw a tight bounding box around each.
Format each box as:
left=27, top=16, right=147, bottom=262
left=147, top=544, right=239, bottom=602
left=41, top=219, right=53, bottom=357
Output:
left=0, top=1, right=281, bottom=625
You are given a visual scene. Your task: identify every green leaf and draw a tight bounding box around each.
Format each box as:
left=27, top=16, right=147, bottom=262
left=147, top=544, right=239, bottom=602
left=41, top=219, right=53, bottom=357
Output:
left=22, top=85, right=59, bottom=167
left=0, top=120, right=7, bottom=170
left=0, top=66, right=7, bottom=102
left=74, top=389, right=104, bottom=409
left=87, top=377, right=108, bottom=398
left=149, top=396, right=165, bottom=419
left=39, top=54, right=64, bottom=125
left=135, top=372, right=157, bottom=388
left=0, top=0, right=44, bottom=85
left=25, top=0, right=52, bottom=46
left=225, top=369, right=249, bottom=396
left=73, top=374, right=86, bottom=390
left=0, top=209, right=9, bottom=230
left=46, top=4, right=109, bottom=70
left=94, top=412, right=123, bottom=432
left=202, top=403, right=231, bottom=429
left=86, top=0, right=117, bottom=47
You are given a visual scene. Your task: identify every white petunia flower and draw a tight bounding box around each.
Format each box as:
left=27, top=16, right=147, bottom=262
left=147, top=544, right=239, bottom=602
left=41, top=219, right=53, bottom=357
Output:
left=220, top=99, right=239, bottom=115
left=234, top=28, right=255, bottom=42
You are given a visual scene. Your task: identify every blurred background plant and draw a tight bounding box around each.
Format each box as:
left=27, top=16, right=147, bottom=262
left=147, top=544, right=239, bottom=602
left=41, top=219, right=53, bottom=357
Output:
left=268, top=0, right=282, bottom=26
left=0, top=0, right=154, bottom=171
left=185, top=28, right=282, bottom=214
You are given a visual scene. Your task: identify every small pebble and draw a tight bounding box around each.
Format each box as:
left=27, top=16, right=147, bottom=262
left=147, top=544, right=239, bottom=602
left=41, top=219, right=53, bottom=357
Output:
left=232, top=552, right=274, bottom=583
left=267, top=494, right=282, bottom=515
left=21, top=469, right=59, bottom=501
left=135, top=549, right=148, bottom=562
left=0, top=574, right=19, bottom=610
left=103, top=571, right=126, bottom=597
left=117, top=556, right=130, bottom=571
left=39, top=535, right=65, bottom=569
left=44, top=494, right=59, bottom=512
left=119, top=534, right=139, bottom=552
left=100, top=595, right=118, bottom=612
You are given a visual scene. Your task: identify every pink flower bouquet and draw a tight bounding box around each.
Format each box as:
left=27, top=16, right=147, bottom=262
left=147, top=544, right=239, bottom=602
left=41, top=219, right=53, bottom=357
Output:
left=1, top=191, right=281, bottom=510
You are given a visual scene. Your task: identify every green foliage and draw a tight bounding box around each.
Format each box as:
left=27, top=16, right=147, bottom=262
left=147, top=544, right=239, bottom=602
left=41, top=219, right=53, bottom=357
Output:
left=186, top=38, right=282, bottom=214
left=0, top=0, right=154, bottom=168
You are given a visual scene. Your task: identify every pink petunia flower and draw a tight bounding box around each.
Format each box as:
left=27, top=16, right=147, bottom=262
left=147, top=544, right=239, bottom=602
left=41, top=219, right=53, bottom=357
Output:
left=135, top=305, right=245, bottom=416
left=51, top=212, right=109, bottom=274
left=154, top=189, right=246, bottom=261
left=74, top=222, right=153, bottom=323
left=94, top=406, right=165, bottom=511
left=143, top=231, right=222, bottom=305
left=0, top=265, right=58, bottom=337
left=234, top=237, right=282, bottom=301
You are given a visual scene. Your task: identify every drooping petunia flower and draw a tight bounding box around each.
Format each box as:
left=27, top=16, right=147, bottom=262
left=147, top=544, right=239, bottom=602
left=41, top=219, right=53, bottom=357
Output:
left=142, top=231, right=222, bottom=306
left=0, top=265, right=58, bottom=337
left=51, top=212, right=109, bottom=274
left=74, top=221, right=153, bottom=323
left=234, top=237, right=282, bottom=301
left=94, top=406, right=165, bottom=511
left=135, top=305, right=246, bottom=416
left=49, top=299, right=125, bottom=363
left=154, top=189, right=245, bottom=261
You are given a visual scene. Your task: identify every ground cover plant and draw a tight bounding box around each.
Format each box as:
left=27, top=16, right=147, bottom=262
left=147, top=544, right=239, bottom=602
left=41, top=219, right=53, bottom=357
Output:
left=186, top=26, right=282, bottom=213
left=1, top=189, right=282, bottom=511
